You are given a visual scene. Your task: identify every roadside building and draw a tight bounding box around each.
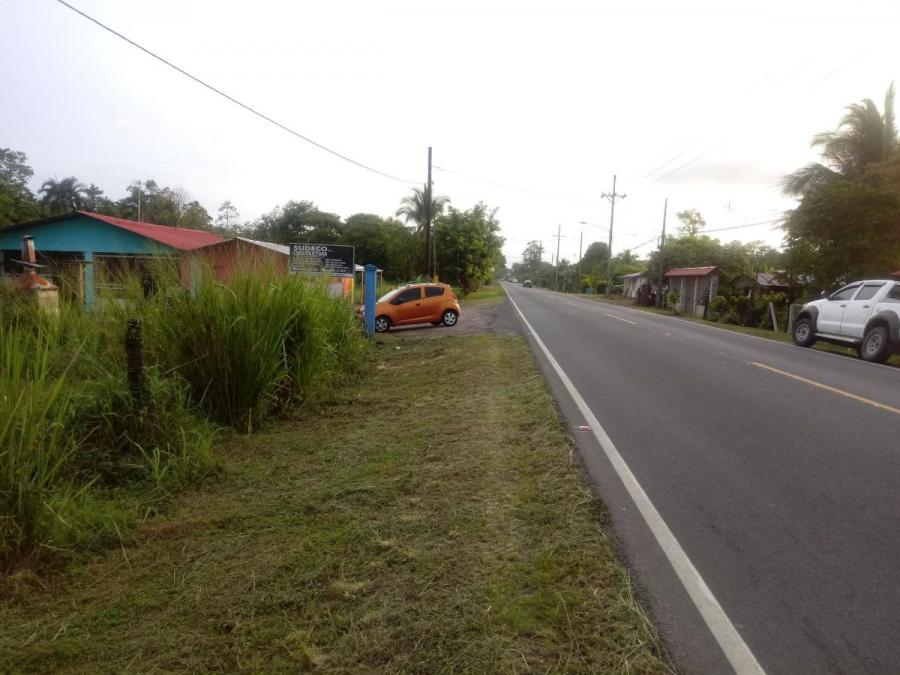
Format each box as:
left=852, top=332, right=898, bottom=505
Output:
left=665, top=266, right=720, bottom=318
left=731, top=271, right=789, bottom=296
left=188, top=237, right=290, bottom=281
left=0, top=211, right=222, bottom=305
left=621, top=271, right=646, bottom=299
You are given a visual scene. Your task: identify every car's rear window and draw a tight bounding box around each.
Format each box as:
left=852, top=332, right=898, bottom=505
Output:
left=854, top=283, right=884, bottom=301
left=425, top=287, right=444, bottom=297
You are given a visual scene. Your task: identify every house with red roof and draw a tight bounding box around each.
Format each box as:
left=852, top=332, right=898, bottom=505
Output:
left=664, top=266, right=721, bottom=318
left=0, top=211, right=223, bottom=305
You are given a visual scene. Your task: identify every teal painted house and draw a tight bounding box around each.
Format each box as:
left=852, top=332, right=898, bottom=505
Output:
left=0, top=211, right=223, bottom=304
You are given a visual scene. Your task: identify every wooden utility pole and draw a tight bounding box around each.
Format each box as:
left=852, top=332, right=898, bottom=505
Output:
left=425, top=147, right=433, bottom=279
left=602, top=175, right=626, bottom=298
left=656, top=198, right=668, bottom=308
left=553, top=225, right=564, bottom=291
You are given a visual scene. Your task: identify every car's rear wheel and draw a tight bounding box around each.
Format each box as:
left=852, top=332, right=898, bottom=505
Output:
left=860, top=325, right=891, bottom=363
left=442, top=309, right=459, bottom=327
left=792, top=317, right=816, bottom=347
left=374, top=315, right=391, bottom=333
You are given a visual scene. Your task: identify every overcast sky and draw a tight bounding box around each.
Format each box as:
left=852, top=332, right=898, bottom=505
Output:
left=2, top=0, right=899, bottom=264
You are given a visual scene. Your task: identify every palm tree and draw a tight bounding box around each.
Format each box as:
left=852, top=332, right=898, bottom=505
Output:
left=395, top=186, right=449, bottom=231
left=83, top=183, right=104, bottom=211
left=783, top=83, right=897, bottom=196
left=39, top=176, right=88, bottom=214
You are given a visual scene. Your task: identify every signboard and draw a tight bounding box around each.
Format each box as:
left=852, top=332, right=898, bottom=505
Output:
left=288, top=243, right=355, bottom=278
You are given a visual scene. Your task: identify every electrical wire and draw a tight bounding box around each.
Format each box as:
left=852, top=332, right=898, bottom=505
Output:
left=53, top=0, right=418, bottom=184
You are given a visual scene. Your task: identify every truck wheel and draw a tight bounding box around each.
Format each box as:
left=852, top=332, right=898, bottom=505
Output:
left=860, top=325, right=891, bottom=363
left=792, top=317, right=816, bottom=347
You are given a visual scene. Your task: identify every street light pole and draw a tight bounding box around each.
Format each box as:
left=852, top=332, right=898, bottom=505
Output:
left=601, top=175, right=626, bottom=298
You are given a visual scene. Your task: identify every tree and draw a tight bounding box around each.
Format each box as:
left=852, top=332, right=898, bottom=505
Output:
left=578, top=241, right=610, bottom=277
left=782, top=85, right=900, bottom=289
left=216, top=200, right=240, bottom=230
left=433, top=202, right=504, bottom=292
left=783, top=83, right=897, bottom=197
left=0, top=148, right=40, bottom=227
left=39, top=176, right=87, bottom=214
left=521, top=241, right=543, bottom=275
left=340, top=213, right=419, bottom=281
left=251, top=200, right=342, bottom=243
left=677, top=208, right=706, bottom=237
left=395, top=187, right=449, bottom=232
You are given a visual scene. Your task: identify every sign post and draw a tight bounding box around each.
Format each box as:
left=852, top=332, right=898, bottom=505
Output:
left=364, top=264, right=377, bottom=337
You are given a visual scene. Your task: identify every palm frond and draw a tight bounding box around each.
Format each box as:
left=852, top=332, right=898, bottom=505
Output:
left=781, top=163, right=840, bottom=196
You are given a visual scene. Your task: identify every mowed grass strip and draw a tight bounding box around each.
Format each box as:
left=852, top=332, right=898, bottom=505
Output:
left=0, top=335, right=671, bottom=674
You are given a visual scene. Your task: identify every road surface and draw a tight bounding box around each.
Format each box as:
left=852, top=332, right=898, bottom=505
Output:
left=501, top=283, right=900, bottom=675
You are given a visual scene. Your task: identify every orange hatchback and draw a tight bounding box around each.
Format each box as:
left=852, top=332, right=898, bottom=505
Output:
left=374, top=283, right=460, bottom=332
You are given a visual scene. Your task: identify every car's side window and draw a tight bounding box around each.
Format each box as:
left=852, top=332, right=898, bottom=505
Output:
left=887, top=284, right=900, bottom=302
left=425, top=287, right=444, bottom=298
left=854, top=284, right=883, bottom=302
left=394, top=288, right=421, bottom=304
left=830, top=285, right=859, bottom=301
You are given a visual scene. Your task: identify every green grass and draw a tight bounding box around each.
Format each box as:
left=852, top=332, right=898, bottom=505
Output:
left=575, top=293, right=900, bottom=367
left=0, top=335, right=671, bottom=673
left=462, top=283, right=507, bottom=305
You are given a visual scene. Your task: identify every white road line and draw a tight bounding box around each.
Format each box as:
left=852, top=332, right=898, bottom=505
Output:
left=604, top=312, right=638, bottom=325
left=507, top=293, right=765, bottom=675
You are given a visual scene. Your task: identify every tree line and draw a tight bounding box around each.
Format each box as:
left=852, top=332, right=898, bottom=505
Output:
left=0, top=152, right=505, bottom=291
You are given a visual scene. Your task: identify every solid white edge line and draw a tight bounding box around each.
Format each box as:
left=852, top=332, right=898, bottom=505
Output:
left=507, top=290, right=765, bottom=675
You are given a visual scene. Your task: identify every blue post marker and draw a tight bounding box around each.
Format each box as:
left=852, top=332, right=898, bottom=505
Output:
left=364, top=264, right=377, bottom=337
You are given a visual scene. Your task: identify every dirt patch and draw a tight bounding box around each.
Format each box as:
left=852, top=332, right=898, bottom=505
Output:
left=386, top=301, right=512, bottom=338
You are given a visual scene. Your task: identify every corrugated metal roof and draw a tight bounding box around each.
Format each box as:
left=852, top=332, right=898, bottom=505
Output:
left=621, top=272, right=644, bottom=279
left=79, top=211, right=223, bottom=250
left=234, top=237, right=290, bottom=255
left=665, top=266, right=719, bottom=277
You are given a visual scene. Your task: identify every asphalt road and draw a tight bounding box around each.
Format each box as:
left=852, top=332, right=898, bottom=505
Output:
left=501, top=283, right=900, bottom=675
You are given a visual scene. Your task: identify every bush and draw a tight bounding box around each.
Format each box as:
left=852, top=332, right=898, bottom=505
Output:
left=1, top=262, right=370, bottom=568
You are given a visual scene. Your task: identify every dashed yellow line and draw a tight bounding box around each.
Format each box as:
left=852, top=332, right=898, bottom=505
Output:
left=749, top=362, right=900, bottom=416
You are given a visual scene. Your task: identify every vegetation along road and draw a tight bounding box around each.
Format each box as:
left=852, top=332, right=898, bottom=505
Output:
left=1, top=286, right=670, bottom=673
left=504, top=282, right=900, bottom=674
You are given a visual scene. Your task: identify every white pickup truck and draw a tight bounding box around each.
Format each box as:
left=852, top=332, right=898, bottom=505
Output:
left=792, top=280, right=900, bottom=362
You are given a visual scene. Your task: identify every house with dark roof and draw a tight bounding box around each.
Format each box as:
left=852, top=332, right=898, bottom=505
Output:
left=731, top=271, right=790, bottom=296
left=0, top=211, right=223, bottom=305
left=664, top=266, right=721, bottom=317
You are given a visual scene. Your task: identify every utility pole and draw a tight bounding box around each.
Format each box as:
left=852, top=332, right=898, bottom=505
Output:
left=425, top=146, right=433, bottom=279
left=656, top=198, right=668, bottom=308
left=137, top=181, right=142, bottom=221
left=602, top=175, right=626, bottom=298
left=553, top=225, right=564, bottom=291
left=576, top=228, right=583, bottom=292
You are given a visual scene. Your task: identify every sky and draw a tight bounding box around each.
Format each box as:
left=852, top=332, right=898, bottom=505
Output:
left=2, top=0, right=899, bottom=265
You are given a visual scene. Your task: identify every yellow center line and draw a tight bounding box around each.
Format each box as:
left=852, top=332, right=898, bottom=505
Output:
left=749, top=362, right=900, bottom=416
left=604, top=312, right=638, bottom=326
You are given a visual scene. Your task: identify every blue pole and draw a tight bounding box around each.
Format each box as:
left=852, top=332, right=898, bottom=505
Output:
left=364, top=264, right=377, bottom=337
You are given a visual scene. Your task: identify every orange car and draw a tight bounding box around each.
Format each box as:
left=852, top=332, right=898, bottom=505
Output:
left=373, top=283, right=460, bottom=332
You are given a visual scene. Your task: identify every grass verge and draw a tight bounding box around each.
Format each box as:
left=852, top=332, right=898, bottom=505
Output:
left=462, top=283, right=507, bottom=305
left=575, top=293, right=900, bottom=367
left=0, top=335, right=670, bottom=673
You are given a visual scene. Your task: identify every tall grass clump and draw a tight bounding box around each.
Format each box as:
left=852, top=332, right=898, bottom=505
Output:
left=139, top=268, right=369, bottom=430
left=0, top=323, right=74, bottom=568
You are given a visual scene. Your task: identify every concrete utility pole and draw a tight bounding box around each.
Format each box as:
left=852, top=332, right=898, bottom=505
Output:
left=425, top=146, right=433, bottom=279
left=553, top=225, right=564, bottom=291
left=656, top=198, right=668, bottom=308
left=576, top=228, right=583, bottom=291
left=602, top=175, right=626, bottom=298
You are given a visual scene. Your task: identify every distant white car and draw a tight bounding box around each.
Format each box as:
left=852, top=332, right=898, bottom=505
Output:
left=792, top=280, right=900, bottom=362
left=523, top=279, right=533, bottom=288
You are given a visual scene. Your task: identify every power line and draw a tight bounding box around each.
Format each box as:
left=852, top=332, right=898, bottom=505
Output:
left=52, top=0, right=417, bottom=184
left=435, top=166, right=602, bottom=205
